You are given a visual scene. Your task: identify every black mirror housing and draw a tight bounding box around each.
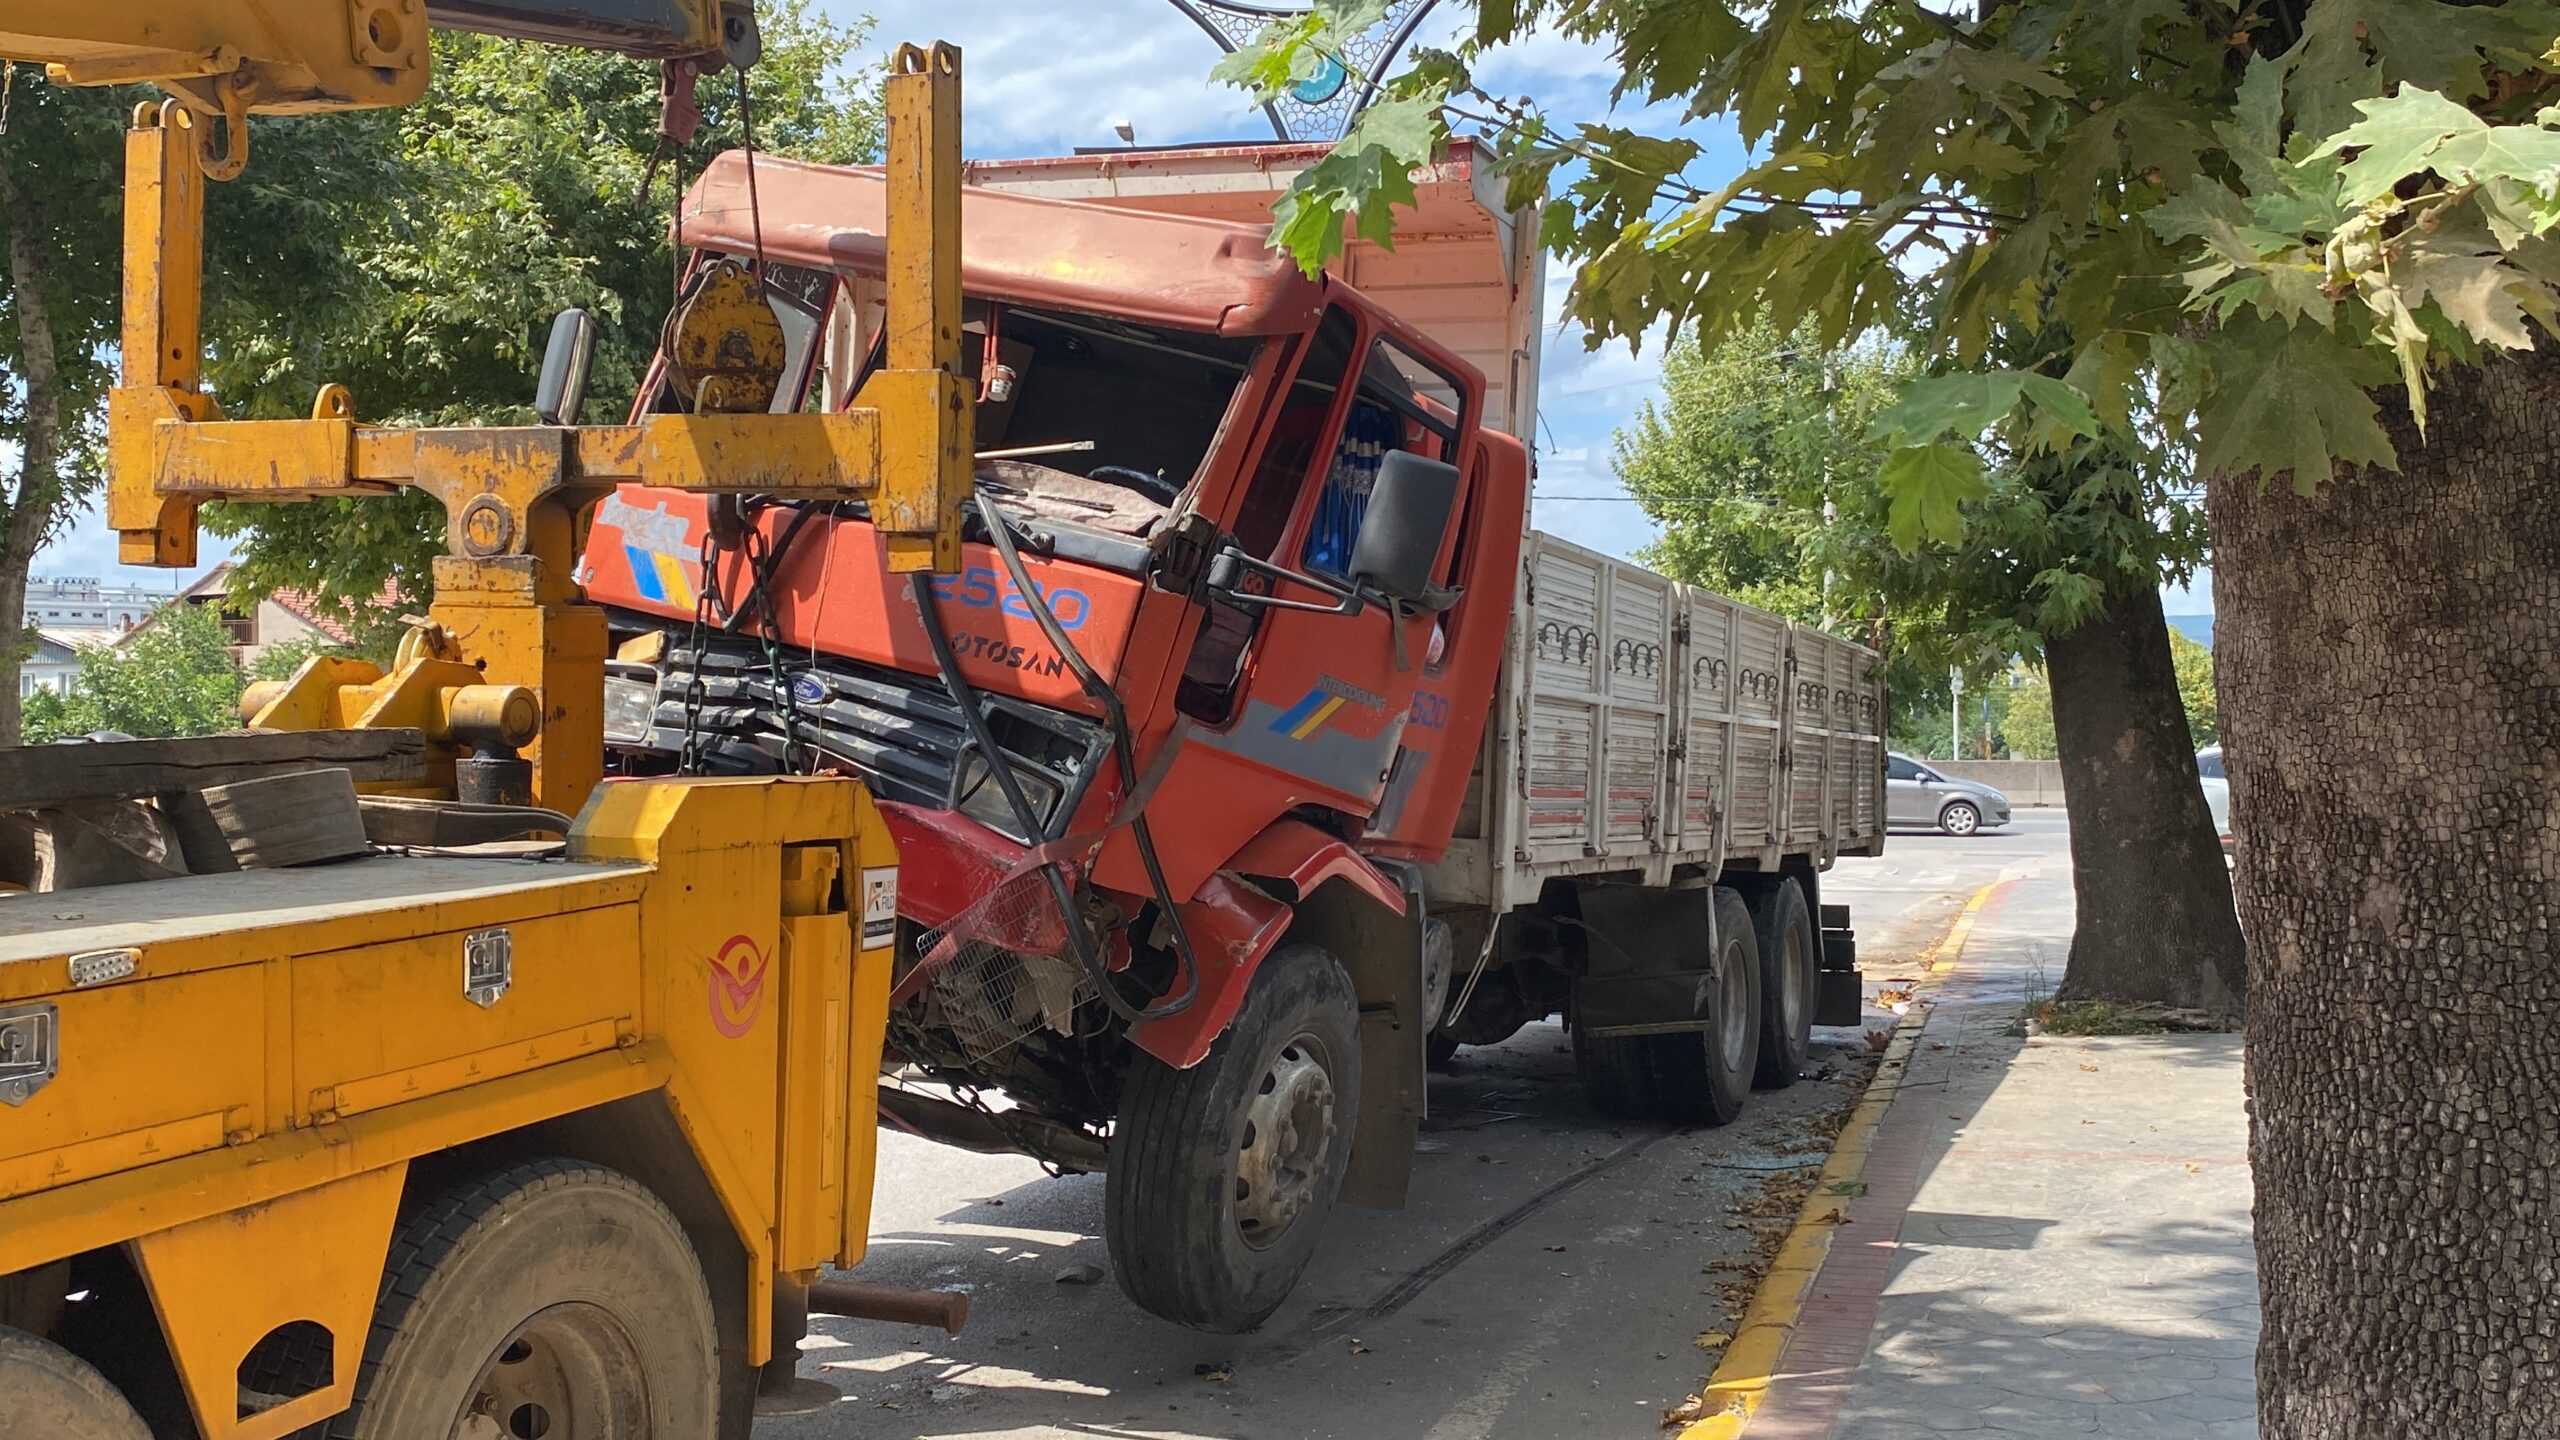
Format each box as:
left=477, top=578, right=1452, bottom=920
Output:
left=535, top=307, right=598, bottom=426
left=1351, top=451, right=1461, bottom=605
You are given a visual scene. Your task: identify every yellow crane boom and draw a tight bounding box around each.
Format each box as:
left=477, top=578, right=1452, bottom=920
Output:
left=0, top=1, right=972, bottom=816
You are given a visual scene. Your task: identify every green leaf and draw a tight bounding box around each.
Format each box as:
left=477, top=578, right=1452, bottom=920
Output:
left=2312, top=87, right=2483, bottom=202
left=1869, top=371, right=2028, bottom=448
left=2398, top=243, right=2543, bottom=351
left=1879, top=442, right=1990, bottom=551
left=2193, top=317, right=2397, bottom=491
left=2020, top=374, right=2100, bottom=440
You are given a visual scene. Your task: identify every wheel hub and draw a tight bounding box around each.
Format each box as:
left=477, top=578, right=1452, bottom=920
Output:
left=459, top=1305, right=648, bottom=1439
left=1233, top=1037, right=1337, bottom=1248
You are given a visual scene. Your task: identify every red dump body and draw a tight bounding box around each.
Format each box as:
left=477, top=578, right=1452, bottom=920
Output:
left=581, top=148, right=1534, bottom=1069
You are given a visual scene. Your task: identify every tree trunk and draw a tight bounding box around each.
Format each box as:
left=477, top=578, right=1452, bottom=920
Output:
left=2213, top=347, right=2560, bottom=1438
left=0, top=149, right=69, bottom=748
left=2045, top=582, right=2247, bottom=1017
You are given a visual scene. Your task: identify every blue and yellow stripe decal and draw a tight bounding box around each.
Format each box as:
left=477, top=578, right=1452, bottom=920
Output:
left=625, top=546, right=697, bottom=610
left=1270, top=688, right=1349, bottom=741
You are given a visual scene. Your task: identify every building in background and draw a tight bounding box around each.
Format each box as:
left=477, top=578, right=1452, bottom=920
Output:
left=126, top=563, right=355, bottom=670
left=23, top=575, right=176, bottom=632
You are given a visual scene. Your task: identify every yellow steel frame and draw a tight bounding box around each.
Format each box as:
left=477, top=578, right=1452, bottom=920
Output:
left=0, top=777, right=903, bottom=1439
left=90, top=42, right=972, bottom=815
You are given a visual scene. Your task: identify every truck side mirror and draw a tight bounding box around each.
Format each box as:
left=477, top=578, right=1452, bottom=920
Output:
left=1351, top=451, right=1462, bottom=607
left=535, top=307, right=597, bottom=426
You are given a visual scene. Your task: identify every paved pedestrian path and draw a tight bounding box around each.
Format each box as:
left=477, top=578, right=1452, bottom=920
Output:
left=1748, top=876, right=2260, bottom=1439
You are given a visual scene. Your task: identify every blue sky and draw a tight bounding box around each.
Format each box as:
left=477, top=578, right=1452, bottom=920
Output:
left=32, top=0, right=2214, bottom=618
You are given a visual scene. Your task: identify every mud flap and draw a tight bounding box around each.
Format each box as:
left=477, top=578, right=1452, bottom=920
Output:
left=1288, top=872, right=1425, bottom=1211
left=1570, top=883, right=1717, bottom=1037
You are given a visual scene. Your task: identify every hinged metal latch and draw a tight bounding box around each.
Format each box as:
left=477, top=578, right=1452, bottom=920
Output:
left=0, top=1004, right=60, bottom=1106
left=464, top=928, right=513, bottom=1008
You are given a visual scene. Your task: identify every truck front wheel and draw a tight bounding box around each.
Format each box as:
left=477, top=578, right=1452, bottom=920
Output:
left=329, top=1158, right=722, bottom=1439
left=0, top=1326, right=150, bottom=1440
left=1108, top=943, right=1362, bottom=1334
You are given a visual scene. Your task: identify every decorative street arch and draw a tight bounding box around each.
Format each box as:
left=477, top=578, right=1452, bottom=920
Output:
left=1167, top=0, right=1445, bottom=142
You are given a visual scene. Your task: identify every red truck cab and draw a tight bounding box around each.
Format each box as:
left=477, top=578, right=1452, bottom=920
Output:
left=580, top=151, right=1528, bottom=1332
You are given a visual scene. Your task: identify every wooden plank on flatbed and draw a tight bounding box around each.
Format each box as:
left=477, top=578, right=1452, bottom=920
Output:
left=0, top=731, right=428, bottom=811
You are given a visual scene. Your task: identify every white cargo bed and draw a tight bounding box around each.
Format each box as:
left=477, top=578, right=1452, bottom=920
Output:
left=1432, top=532, right=1885, bottom=912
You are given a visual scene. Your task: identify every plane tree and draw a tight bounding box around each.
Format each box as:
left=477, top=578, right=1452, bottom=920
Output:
left=1614, top=316, right=2240, bottom=1014
left=1224, top=1, right=2560, bottom=1432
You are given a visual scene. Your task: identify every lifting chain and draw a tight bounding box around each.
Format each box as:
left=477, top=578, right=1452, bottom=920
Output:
left=741, top=512, right=809, bottom=774
left=884, top=1010, right=1086, bottom=1181
left=676, top=530, right=719, bottom=775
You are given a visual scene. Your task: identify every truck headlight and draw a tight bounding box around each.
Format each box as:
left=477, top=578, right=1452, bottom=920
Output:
left=604, top=671, right=659, bottom=746
left=956, top=753, right=1063, bottom=840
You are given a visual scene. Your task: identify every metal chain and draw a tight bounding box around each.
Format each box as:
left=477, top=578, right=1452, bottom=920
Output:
left=676, top=530, right=718, bottom=775
left=741, top=514, right=808, bottom=773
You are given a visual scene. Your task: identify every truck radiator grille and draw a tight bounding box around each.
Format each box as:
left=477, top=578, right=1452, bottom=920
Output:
left=910, top=869, right=1094, bottom=1062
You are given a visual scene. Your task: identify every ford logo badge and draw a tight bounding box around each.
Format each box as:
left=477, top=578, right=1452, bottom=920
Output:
left=791, top=674, right=826, bottom=705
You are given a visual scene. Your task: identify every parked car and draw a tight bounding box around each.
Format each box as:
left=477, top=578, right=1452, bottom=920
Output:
left=2197, top=744, right=2233, bottom=854
left=1886, top=753, right=2012, bottom=835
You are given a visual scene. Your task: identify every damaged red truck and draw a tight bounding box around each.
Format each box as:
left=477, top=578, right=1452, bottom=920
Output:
left=581, top=141, right=1885, bottom=1333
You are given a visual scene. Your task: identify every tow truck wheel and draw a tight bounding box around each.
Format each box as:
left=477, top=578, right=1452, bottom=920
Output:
left=1108, top=943, right=1362, bottom=1334
left=0, top=1326, right=150, bottom=1440
left=329, top=1159, right=721, bottom=1439
left=1750, top=878, right=1816, bottom=1089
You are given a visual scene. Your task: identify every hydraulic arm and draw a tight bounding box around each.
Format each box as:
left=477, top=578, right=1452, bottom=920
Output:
left=0, top=2, right=974, bottom=815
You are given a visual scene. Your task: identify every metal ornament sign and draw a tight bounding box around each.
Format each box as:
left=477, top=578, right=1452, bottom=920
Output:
left=1170, top=0, right=1444, bottom=141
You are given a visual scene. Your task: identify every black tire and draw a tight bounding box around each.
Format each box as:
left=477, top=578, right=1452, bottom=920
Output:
left=329, top=1159, right=721, bottom=1438
left=1571, top=1004, right=1658, bottom=1119
left=1425, top=1030, right=1461, bottom=1068
left=1938, top=799, right=1981, bottom=836
left=1751, top=878, right=1816, bottom=1089
left=1647, top=889, right=1761, bottom=1126
left=0, top=1326, right=151, bottom=1440
left=1108, top=943, right=1362, bottom=1334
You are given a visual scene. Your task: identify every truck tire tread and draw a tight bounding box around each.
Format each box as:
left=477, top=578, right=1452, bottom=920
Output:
left=328, top=1158, right=722, bottom=1438
left=1751, top=878, right=1816, bottom=1089
left=0, top=1325, right=152, bottom=1440
left=1107, top=943, right=1363, bottom=1334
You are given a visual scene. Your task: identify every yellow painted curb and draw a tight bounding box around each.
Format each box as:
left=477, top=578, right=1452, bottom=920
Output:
left=1676, top=879, right=2009, bottom=1440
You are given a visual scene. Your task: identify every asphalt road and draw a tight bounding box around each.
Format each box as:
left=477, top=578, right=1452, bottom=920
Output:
left=761, top=810, right=2075, bottom=1440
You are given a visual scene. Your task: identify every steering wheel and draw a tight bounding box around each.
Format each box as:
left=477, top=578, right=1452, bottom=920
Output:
left=1089, top=465, right=1181, bottom=506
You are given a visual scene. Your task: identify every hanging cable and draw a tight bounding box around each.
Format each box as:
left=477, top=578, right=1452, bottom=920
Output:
left=969, top=494, right=1203, bottom=1013
left=907, top=571, right=1193, bottom=1024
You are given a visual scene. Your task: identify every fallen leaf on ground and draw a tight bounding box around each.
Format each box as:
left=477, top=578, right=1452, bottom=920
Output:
left=1663, top=1394, right=1712, bottom=1427
left=2079, top=1063, right=2100, bottom=1073
left=1348, top=1338, right=1370, bottom=1355
left=2185, top=1163, right=2202, bottom=1174
left=1694, top=1330, right=1732, bottom=1349
left=1821, top=1180, right=1868, bottom=1197
left=2081, top=1118, right=2096, bottom=1126
left=1864, top=1027, right=1895, bottom=1052
left=1873, top=987, right=1913, bottom=1009
left=1194, top=1363, right=1232, bottom=1383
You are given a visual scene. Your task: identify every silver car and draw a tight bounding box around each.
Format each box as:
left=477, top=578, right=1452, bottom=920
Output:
left=1886, top=753, right=2012, bottom=835
left=2197, top=745, right=2233, bottom=854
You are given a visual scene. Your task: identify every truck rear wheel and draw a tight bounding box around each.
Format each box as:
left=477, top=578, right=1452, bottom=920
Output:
left=1643, top=889, right=1762, bottom=1126
left=329, top=1159, right=721, bottom=1439
left=1751, top=878, right=1816, bottom=1089
left=1108, top=942, right=1362, bottom=1334
left=0, top=1326, right=150, bottom=1440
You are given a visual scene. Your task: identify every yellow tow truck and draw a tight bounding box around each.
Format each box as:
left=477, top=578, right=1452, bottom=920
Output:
left=0, top=4, right=973, bottom=1434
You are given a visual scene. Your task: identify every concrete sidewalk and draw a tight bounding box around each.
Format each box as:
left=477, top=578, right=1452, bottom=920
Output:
left=1747, top=878, right=2260, bottom=1439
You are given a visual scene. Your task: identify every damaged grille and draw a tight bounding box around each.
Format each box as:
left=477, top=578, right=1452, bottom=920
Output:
left=632, top=633, right=1107, bottom=843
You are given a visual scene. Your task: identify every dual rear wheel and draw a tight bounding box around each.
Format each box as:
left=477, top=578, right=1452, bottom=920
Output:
left=1572, top=887, right=1765, bottom=1126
